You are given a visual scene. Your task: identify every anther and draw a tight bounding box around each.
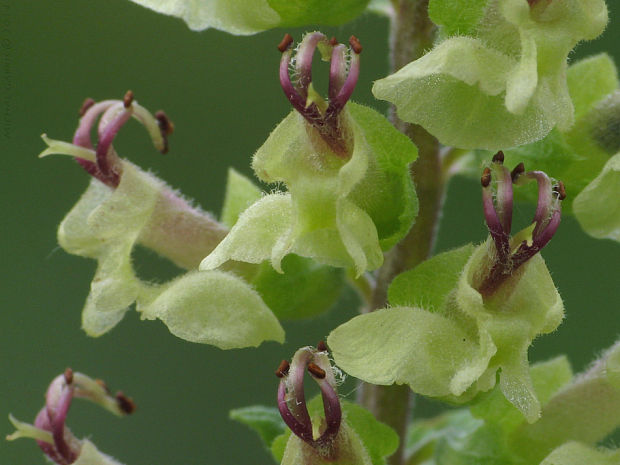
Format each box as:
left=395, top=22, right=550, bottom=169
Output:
left=277, top=33, right=294, bottom=53
left=329, top=37, right=338, bottom=46
left=79, top=98, right=95, bottom=117
left=349, top=35, right=363, bottom=54
left=307, top=363, right=326, bottom=379
left=317, top=341, right=328, bottom=352
left=123, top=90, right=134, bottom=108
left=115, top=392, right=136, bottom=414
left=511, top=162, right=525, bottom=182
left=63, top=368, right=73, bottom=385
left=481, top=167, right=492, bottom=187
left=492, top=151, right=504, bottom=164
left=275, top=360, right=290, bottom=378
left=155, top=111, right=174, bottom=135
left=554, top=181, right=567, bottom=201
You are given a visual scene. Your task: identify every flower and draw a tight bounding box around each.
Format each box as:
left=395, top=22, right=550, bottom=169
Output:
left=41, top=92, right=284, bottom=347
left=7, top=369, right=134, bottom=465
left=201, top=32, right=418, bottom=277
left=328, top=155, right=565, bottom=422
left=373, top=0, right=608, bottom=149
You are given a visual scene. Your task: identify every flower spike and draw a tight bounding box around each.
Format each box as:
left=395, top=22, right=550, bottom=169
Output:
left=276, top=345, right=342, bottom=459
left=7, top=369, right=133, bottom=465
left=479, top=154, right=565, bottom=295
left=278, top=32, right=361, bottom=157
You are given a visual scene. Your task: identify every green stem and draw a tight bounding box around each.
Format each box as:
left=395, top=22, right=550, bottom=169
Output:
left=359, top=2, right=442, bottom=465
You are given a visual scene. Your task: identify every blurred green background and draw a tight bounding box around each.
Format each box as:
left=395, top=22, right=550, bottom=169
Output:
left=1, top=1, right=618, bottom=464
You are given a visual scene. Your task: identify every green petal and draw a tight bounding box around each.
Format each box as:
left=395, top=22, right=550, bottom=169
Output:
left=388, top=244, right=475, bottom=311
left=573, top=153, right=620, bottom=242
left=200, top=193, right=293, bottom=271
left=229, top=406, right=286, bottom=451
left=139, top=270, right=284, bottom=349
left=540, top=442, right=620, bottom=465
left=220, top=168, right=262, bottom=228
left=128, top=0, right=280, bottom=34
left=328, top=307, right=488, bottom=397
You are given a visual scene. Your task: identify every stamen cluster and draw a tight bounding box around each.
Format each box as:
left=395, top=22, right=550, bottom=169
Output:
left=278, top=32, right=361, bottom=156
left=479, top=151, right=565, bottom=295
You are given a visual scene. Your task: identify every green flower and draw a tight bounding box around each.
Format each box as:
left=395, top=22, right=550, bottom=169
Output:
left=42, top=93, right=283, bottom=348
left=201, top=33, right=417, bottom=277
left=328, top=156, right=565, bottom=422
left=373, top=0, right=608, bottom=149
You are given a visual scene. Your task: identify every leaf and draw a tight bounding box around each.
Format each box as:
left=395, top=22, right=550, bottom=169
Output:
left=139, top=270, right=284, bottom=349
left=229, top=406, right=286, bottom=451
left=388, top=244, right=475, bottom=311
left=220, top=168, right=262, bottom=228
left=252, top=254, right=345, bottom=320
left=567, top=54, right=619, bottom=122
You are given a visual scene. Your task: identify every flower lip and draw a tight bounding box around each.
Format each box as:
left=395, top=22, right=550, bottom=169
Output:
left=276, top=345, right=342, bottom=458
left=479, top=152, right=565, bottom=296
left=278, top=32, right=362, bottom=157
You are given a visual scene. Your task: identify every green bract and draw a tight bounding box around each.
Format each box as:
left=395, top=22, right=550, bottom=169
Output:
left=540, top=442, right=620, bottom=465
left=328, top=242, right=564, bottom=422
left=127, top=0, right=370, bottom=34
left=201, top=103, right=418, bottom=277
left=58, top=160, right=284, bottom=348
left=373, top=0, right=608, bottom=149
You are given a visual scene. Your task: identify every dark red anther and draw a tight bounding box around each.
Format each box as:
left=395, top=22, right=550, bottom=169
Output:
left=349, top=35, right=362, bottom=54
left=307, top=363, right=326, bottom=379
left=329, top=37, right=338, bottom=46
left=492, top=151, right=504, bottom=164
left=63, top=368, right=73, bottom=385
left=115, top=392, right=136, bottom=414
left=123, top=90, right=134, bottom=108
left=511, top=162, right=525, bottom=182
left=317, top=341, right=328, bottom=352
left=277, top=33, right=294, bottom=53
left=79, top=98, right=95, bottom=116
left=555, top=181, right=567, bottom=200
left=275, top=360, right=290, bottom=378
left=481, top=167, right=492, bottom=187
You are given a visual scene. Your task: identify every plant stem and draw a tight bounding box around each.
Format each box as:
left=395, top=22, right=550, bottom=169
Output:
left=359, top=2, right=442, bottom=465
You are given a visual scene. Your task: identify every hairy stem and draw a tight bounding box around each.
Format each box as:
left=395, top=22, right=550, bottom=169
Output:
left=360, top=2, right=440, bottom=465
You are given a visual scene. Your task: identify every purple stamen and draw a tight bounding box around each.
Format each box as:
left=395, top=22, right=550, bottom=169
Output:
left=49, top=385, right=76, bottom=464
left=277, top=33, right=362, bottom=158
left=523, top=171, right=553, bottom=238
left=73, top=100, right=117, bottom=149
left=329, top=44, right=347, bottom=100
left=95, top=106, right=132, bottom=179
left=326, top=46, right=360, bottom=119
left=478, top=156, right=564, bottom=297
left=482, top=177, right=510, bottom=262
left=295, top=32, right=326, bottom=99
left=277, top=381, right=313, bottom=443
left=276, top=346, right=342, bottom=455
